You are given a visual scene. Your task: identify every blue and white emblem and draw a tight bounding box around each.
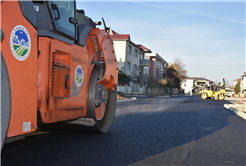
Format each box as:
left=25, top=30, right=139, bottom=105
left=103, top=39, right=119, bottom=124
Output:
left=10, top=25, right=31, bottom=61
left=75, top=65, right=84, bottom=87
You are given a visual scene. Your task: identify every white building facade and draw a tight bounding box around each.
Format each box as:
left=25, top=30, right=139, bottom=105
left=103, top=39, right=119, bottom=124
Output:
left=110, top=30, right=142, bottom=76
left=181, top=77, right=195, bottom=94
left=241, top=72, right=246, bottom=94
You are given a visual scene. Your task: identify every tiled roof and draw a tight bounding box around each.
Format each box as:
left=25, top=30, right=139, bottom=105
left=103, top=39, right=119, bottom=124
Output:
left=121, top=34, right=130, bottom=40
left=137, top=44, right=152, bottom=53
left=106, top=29, right=130, bottom=41
left=137, top=45, right=149, bottom=51
left=234, top=78, right=241, bottom=81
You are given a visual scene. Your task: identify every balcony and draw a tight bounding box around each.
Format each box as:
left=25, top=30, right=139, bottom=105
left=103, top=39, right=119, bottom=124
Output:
left=140, top=59, right=150, bottom=66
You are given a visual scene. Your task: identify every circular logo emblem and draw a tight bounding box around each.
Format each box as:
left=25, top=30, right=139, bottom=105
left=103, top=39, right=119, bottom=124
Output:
left=10, top=25, right=31, bottom=61
left=75, top=65, right=84, bottom=87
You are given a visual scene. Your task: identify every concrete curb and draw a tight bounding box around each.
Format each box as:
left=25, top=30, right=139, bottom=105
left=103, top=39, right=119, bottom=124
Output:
left=223, top=104, right=246, bottom=120
left=117, top=97, right=137, bottom=103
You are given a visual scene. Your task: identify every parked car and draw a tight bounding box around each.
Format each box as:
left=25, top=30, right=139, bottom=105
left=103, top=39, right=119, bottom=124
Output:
left=225, top=88, right=234, bottom=97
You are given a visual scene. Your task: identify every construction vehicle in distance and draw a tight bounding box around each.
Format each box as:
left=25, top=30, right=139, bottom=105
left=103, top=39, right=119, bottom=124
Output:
left=201, top=79, right=225, bottom=100
left=1, top=1, right=118, bottom=150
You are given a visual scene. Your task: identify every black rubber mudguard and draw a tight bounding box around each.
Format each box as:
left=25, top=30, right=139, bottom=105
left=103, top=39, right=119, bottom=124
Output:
left=0, top=50, right=11, bottom=152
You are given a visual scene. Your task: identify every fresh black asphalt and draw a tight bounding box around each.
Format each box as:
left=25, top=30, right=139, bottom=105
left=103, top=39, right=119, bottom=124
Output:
left=2, top=95, right=246, bottom=165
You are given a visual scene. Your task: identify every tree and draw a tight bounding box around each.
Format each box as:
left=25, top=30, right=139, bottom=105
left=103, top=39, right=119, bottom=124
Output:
left=165, top=58, right=187, bottom=88
left=234, top=81, right=240, bottom=94
left=148, top=76, right=160, bottom=88
left=171, top=58, right=187, bottom=78
left=165, top=66, right=180, bottom=88
left=159, top=77, right=169, bottom=88
left=118, top=68, right=131, bottom=86
left=130, top=66, right=149, bottom=87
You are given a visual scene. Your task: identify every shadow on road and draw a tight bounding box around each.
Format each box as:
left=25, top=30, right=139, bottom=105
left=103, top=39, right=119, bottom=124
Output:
left=2, top=97, right=237, bottom=165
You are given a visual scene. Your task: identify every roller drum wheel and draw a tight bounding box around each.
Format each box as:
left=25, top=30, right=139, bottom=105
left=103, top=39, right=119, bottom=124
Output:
left=86, top=66, right=116, bottom=133
left=219, top=93, right=225, bottom=101
left=1, top=54, right=11, bottom=151
left=201, top=92, right=207, bottom=100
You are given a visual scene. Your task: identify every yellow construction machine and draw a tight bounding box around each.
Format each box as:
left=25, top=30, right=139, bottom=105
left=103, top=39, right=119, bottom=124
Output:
left=201, top=79, right=225, bottom=100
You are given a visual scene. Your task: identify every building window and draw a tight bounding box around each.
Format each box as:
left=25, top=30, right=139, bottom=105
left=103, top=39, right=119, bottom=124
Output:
left=135, top=49, right=138, bottom=57
left=141, top=53, right=144, bottom=59
left=134, top=64, right=137, bottom=71
left=127, top=62, right=131, bottom=71
left=156, top=70, right=159, bottom=77
left=128, top=45, right=132, bottom=54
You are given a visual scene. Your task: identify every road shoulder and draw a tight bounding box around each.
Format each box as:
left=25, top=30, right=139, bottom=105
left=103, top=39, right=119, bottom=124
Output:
left=223, top=97, right=246, bottom=120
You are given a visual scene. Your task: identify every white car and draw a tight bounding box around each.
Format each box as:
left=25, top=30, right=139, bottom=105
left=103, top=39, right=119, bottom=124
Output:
left=225, top=88, right=234, bottom=97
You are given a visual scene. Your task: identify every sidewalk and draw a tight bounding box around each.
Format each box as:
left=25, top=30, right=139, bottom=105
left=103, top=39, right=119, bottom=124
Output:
left=224, top=97, right=246, bottom=120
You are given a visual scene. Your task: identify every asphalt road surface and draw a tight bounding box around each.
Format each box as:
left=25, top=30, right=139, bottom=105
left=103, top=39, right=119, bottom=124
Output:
left=2, top=95, right=246, bottom=165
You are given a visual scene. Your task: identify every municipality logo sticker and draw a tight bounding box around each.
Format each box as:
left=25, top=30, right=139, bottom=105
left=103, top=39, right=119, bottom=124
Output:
left=10, top=25, right=31, bottom=61
left=75, top=65, right=84, bottom=87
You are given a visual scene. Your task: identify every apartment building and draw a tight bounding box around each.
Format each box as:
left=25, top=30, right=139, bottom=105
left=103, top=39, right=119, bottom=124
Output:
left=241, top=72, right=246, bottom=94
left=180, top=76, right=195, bottom=93
left=109, top=30, right=143, bottom=76
left=144, top=52, right=169, bottom=79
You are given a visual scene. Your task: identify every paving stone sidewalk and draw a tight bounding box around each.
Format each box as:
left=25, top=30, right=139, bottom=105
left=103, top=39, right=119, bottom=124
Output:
left=224, top=97, right=246, bottom=119
left=224, top=97, right=246, bottom=113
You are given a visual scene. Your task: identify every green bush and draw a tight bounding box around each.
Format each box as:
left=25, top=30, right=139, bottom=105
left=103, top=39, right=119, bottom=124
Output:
left=234, top=81, right=240, bottom=94
left=118, top=68, right=131, bottom=86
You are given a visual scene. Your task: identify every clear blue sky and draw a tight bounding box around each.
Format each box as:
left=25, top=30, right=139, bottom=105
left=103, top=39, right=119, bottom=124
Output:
left=77, top=1, right=245, bottom=86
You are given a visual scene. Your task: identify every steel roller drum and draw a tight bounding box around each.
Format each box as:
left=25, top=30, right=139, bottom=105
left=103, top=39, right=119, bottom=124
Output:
left=0, top=50, right=11, bottom=152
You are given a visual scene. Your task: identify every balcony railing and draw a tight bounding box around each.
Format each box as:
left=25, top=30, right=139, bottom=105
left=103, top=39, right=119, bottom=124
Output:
left=140, top=59, right=150, bottom=66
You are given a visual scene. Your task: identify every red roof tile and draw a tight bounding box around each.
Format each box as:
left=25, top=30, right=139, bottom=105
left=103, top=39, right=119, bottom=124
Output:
left=105, top=29, right=130, bottom=41
left=137, top=45, right=149, bottom=51
left=234, top=78, right=241, bottom=81
left=121, top=34, right=130, bottom=40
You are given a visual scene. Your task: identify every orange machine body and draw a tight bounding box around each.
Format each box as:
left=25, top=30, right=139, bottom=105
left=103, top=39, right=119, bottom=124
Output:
left=1, top=1, right=118, bottom=138
left=1, top=1, right=38, bottom=137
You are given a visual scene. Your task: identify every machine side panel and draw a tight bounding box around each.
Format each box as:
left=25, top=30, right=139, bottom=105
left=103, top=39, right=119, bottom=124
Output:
left=1, top=1, right=37, bottom=137
left=38, top=38, right=88, bottom=123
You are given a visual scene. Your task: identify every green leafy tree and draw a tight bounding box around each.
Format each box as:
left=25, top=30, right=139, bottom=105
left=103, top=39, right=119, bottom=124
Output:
left=234, top=81, right=240, bottom=94
left=118, top=68, right=131, bottom=86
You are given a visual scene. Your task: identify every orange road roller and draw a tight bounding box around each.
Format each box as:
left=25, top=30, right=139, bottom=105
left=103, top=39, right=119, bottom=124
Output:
left=1, top=0, right=118, bottom=150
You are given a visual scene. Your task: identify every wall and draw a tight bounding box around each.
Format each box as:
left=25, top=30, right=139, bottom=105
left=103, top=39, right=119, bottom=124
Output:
left=117, top=86, right=146, bottom=95
left=117, top=86, right=170, bottom=97
left=124, top=43, right=141, bottom=76
left=113, top=41, right=127, bottom=72
left=241, top=76, right=246, bottom=93
left=148, top=87, right=165, bottom=97
left=113, top=41, right=127, bottom=62
left=181, top=79, right=194, bottom=93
